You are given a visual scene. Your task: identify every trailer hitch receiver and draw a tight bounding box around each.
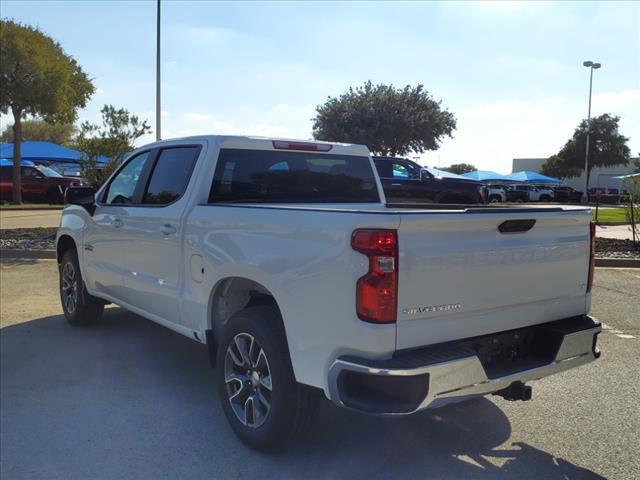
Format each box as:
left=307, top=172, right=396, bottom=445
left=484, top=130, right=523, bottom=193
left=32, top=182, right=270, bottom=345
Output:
left=493, top=381, right=532, bottom=401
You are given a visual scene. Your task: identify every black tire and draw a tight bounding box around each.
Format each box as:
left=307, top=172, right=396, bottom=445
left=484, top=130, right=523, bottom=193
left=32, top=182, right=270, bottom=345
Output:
left=59, top=249, right=104, bottom=326
left=515, top=197, right=525, bottom=203
left=216, top=305, right=316, bottom=451
left=489, top=195, right=501, bottom=203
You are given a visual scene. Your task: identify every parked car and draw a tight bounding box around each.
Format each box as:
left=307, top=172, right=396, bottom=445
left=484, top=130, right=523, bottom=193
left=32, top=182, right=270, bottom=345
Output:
left=492, top=184, right=528, bottom=203
left=486, top=184, right=507, bottom=203
left=511, top=184, right=553, bottom=202
left=372, top=156, right=486, bottom=204
left=0, top=164, right=88, bottom=203
left=589, top=187, right=620, bottom=204
left=57, top=135, right=601, bottom=451
left=553, top=186, right=583, bottom=203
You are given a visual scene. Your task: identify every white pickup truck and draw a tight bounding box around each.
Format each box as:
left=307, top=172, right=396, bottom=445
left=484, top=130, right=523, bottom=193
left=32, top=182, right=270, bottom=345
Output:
left=57, top=135, right=600, bottom=451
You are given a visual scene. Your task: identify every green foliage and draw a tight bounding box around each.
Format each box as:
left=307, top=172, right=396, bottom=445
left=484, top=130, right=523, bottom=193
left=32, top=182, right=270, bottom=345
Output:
left=312, top=81, right=456, bottom=156
left=0, top=19, right=94, bottom=203
left=540, top=114, right=630, bottom=184
left=540, top=154, right=582, bottom=179
left=631, top=155, right=640, bottom=174
left=441, top=163, right=476, bottom=175
left=0, top=119, right=76, bottom=146
left=75, top=105, right=151, bottom=189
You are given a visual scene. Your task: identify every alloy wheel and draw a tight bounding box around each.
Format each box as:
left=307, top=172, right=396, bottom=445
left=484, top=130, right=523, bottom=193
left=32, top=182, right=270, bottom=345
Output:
left=224, top=333, right=272, bottom=428
left=61, top=261, right=78, bottom=315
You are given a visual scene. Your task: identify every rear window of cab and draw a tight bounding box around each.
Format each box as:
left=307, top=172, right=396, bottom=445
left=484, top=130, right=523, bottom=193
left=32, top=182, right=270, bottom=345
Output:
left=209, top=148, right=379, bottom=203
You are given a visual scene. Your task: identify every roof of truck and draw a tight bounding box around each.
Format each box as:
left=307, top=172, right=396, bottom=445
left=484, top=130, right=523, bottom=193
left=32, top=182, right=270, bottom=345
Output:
left=140, top=135, right=371, bottom=157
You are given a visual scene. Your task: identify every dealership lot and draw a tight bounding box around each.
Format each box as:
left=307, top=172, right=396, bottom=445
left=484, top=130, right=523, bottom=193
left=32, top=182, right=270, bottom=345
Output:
left=1, top=259, right=638, bottom=480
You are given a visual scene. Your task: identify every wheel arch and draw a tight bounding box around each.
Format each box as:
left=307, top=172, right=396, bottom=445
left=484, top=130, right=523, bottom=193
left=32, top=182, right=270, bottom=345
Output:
left=56, top=234, right=77, bottom=264
left=206, top=276, right=286, bottom=368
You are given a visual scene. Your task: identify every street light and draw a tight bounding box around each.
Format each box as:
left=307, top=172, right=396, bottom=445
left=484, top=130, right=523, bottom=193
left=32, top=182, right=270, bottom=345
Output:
left=581, top=60, right=601, bottom=204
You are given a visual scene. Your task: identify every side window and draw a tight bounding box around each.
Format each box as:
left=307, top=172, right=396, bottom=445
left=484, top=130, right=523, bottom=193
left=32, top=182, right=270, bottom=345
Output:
left=22, top=167, right=42, bottom=179
left=104, top=152, right=151, bottom=204
left=143, top=147, right=199, bottom=205
left=392, top=162, right=410, bottom=179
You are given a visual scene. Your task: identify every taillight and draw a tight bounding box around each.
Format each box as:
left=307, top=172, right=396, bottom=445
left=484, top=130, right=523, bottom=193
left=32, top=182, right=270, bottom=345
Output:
left=272, top=140, right=333, bottom=152
left=351, top=229, right=398, bottom=323
left=587, top=221, right=596, bottom=292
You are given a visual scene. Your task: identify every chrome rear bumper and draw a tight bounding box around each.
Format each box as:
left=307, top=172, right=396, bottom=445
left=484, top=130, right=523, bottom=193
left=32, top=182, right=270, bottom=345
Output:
left=328, top=316, right=601, bottom=414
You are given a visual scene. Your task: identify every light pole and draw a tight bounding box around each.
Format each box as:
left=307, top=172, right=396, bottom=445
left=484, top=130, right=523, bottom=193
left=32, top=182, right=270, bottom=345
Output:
left=156, top=0, right=161, bottom=141
left=581, top=60, right=601, bottom=204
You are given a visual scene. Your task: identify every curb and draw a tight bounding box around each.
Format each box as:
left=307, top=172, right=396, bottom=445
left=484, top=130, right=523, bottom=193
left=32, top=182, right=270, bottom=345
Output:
left=595, top=257, right=640, bottom=268
left=1, top=249, right=56, bottom=260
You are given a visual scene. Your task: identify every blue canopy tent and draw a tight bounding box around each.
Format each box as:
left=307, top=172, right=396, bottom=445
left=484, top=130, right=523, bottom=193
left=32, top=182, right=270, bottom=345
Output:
left=461, top=170, right=513, bottom=182
left=613, top=173, right=640, bottom=179
left=505, top=171, right=563, bottom=184
left=0, top=141, right=109, bottom=165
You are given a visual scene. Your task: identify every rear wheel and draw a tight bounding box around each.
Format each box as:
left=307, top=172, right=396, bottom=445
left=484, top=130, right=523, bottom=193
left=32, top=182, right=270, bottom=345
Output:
left=59, top=249, right=104, bottom=325
left=216, top=306, right=316, bottom=451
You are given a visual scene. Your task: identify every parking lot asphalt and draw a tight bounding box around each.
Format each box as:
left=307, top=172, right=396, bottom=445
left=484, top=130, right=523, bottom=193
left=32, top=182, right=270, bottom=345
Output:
left=1, top=259, right=638, bottom=480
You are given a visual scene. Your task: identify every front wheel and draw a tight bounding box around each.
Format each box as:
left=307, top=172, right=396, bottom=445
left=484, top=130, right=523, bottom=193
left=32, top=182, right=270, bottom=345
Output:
left=59, top=249, right=104, bottom=325
left=216, top=306, right=316, bottom=451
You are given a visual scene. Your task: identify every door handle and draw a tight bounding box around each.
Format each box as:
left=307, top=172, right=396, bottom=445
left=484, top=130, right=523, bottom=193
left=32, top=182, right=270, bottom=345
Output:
left=110, top=218, right=123, bottom=228
left=391, top=183, right=402, bottom=187
left=160, top=224, right=177, bottom=236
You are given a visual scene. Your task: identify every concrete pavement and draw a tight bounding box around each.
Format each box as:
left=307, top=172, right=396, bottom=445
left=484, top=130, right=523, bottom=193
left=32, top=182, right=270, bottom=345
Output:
left=0, top=209, right=62, bottom=229
left=596, top=224, right=636, bottom=241
left=0, top=259, right=638, bottom=479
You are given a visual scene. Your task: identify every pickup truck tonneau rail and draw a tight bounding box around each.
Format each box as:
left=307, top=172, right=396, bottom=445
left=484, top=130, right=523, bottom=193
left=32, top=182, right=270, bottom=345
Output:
left=56, top=135, right=600, bottom=451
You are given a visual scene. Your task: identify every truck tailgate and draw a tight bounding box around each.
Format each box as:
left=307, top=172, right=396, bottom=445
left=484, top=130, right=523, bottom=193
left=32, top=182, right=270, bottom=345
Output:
left=396, top=208, right=592, bottom=350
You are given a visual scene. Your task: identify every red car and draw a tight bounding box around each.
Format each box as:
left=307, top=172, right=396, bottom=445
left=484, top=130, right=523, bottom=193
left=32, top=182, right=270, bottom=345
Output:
left=0, top=164, right=88, bottom=203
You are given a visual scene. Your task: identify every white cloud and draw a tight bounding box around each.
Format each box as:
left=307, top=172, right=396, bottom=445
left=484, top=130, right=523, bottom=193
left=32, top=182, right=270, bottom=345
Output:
left=419, top=89, right=640, bottom=172
left=95, top=88, right=105, bottom=95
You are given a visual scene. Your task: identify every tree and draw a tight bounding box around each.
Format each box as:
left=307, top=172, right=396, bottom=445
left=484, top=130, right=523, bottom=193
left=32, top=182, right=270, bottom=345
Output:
left=0, top=119, right=76, bottom=146
left=631, top=155, right=640, bottom=174
left=540, top=154, right=582, bottom=179
left=441, top=163, right=476, bottom=175
left=0, top=20, right=94, bottom=203
left=540, top=114, right=630, bottom=186
left=312, top=81, right=456, bottom=156
left=74, top=105, right=151, bottom=189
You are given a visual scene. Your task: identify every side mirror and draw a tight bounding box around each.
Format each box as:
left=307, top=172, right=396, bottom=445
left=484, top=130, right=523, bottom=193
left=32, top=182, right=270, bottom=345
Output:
left=64, top=186, right=96, bottom=213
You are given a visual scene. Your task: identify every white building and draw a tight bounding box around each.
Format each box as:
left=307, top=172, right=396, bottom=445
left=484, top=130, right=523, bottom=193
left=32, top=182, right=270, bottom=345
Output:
left=512, top=158, right=638, bottom=191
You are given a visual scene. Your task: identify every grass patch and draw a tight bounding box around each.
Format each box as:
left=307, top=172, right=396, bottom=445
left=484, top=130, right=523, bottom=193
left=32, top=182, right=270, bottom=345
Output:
left=0, top=203, right=63, bottom=210
left=592, top=207, right=628, bottom=223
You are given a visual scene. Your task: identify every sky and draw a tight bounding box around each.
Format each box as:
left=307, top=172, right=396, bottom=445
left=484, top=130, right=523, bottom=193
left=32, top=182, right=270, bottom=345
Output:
left=1, top=0, right=639, bottom=173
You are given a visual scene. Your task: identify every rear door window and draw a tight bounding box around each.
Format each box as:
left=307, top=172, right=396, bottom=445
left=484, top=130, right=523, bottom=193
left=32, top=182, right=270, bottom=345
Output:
left=143, top=147, right=200, bottom=205
left=210, top=149, right=379, bottom=203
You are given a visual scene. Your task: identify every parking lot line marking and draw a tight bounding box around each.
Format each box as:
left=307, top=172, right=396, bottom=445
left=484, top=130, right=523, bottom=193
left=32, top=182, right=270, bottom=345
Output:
left=616, top=334, right=636, bottom=339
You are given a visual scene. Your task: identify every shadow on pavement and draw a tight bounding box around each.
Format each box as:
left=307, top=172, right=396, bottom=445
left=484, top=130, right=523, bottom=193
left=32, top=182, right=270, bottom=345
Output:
left=0, top=308, right=604, bottom=480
